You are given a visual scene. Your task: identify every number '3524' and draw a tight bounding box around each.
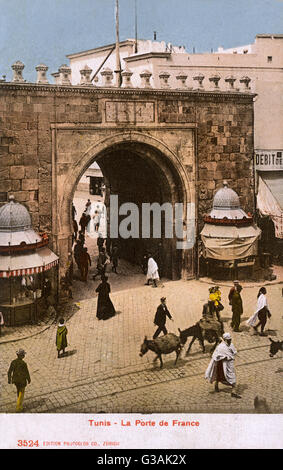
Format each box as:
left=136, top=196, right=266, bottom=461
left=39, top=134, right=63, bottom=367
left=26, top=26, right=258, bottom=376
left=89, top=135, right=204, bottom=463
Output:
left=17, top=440, right=39, bottom=447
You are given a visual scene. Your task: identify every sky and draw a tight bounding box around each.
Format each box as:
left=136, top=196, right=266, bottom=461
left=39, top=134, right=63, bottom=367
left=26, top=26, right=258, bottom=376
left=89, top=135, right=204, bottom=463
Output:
left=0, top=0, right=282, bottom=82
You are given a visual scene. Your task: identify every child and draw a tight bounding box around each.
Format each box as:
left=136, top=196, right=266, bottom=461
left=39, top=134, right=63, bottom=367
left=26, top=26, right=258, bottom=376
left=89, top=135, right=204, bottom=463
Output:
left=56, top=318, right=68, bottom=358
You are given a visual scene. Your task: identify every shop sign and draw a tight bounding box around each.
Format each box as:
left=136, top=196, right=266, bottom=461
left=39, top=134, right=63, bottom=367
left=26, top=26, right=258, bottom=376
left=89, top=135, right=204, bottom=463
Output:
left=255, top=150, right=283, bottom=171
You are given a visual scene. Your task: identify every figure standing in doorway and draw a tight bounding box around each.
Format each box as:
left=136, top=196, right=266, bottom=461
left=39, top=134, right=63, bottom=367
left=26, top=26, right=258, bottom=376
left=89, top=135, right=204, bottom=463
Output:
left=42, top=278, right=52, bottom=304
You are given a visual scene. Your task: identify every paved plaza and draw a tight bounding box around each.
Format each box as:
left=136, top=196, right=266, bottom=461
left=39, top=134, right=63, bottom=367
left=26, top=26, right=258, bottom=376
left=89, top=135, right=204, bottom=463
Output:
left=0, top=258, right=282, bottom=414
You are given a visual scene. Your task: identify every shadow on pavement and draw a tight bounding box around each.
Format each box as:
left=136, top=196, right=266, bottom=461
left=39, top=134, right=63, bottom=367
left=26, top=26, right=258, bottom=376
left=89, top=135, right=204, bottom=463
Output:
left=265, top=329, right=278, bottom=336
left=181, top=349, right=207, bottom=358
left=98, top=310, right=122, bottom=321
left=149, top=357, right=188, bottom=370
left=239, top=325, right=250, bottom=333
left=61, top=349, right=77, bottom=358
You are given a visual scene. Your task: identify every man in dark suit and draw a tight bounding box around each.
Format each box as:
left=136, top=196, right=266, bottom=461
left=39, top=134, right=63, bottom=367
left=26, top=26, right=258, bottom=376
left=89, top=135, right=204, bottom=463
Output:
left=153, top=297, right=173, bottom=339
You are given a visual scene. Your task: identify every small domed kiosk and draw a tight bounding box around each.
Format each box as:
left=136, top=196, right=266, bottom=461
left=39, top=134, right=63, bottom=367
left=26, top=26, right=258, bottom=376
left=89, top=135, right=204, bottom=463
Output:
left=200, top=182, right=261, bottom=279
left=0, top=196, right=59, bottom=326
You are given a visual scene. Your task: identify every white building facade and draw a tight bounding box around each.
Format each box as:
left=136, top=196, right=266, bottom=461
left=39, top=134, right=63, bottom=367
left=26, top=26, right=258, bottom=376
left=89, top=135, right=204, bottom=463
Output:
left=65, top=35, right=283, bottom=154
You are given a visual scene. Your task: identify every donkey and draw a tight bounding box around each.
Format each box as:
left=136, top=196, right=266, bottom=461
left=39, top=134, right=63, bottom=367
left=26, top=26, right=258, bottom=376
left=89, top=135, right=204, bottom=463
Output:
left=139, top=333, right=182, bottom=369
left=269, top=338, right=283, bottom=357
left=178, top=320, right=223, bottom=356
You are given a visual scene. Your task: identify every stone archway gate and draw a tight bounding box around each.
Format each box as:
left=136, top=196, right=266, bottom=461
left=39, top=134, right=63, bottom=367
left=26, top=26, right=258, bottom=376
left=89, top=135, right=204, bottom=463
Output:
left=0, top=83, right=255, bottom=282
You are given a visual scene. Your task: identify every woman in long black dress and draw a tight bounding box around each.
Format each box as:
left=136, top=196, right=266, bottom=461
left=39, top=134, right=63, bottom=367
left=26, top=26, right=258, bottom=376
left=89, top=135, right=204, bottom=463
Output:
left=96, top=276, right=116, bottom=320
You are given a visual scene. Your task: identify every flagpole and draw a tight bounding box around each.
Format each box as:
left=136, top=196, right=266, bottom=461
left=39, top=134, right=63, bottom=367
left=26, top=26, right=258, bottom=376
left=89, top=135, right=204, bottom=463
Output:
left=115, top=0, right=121, bottom=87
left=134, top=0, right=138, bottom=53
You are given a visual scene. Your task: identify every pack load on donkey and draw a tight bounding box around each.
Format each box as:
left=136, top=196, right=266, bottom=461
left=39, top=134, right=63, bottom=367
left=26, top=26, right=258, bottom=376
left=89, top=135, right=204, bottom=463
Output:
left=154, top=334, right=180, bottom=352
left=139, top=333, right=182, bottom=369
left=198, top=316, right=223, bottom=341
left=178, top=305, right=224, bottom=356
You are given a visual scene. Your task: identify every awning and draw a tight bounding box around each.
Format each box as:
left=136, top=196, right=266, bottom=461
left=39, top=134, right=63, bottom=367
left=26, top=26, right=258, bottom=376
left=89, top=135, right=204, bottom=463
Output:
left=0, top=229, right=42, bottom=247
left=0, top=247, right=59, bottom=278
left=257, top=172, right=283, bottom=238
left=201, top=224, right=261, bottom=238
left=200, top=224, right=261, bottom=260
left=209, top=208, right=248, bottom=220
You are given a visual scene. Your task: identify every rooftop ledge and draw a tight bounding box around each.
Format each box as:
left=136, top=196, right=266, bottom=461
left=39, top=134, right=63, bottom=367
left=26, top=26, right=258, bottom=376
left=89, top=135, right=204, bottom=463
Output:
left=0, top=82, right=256, bottom=99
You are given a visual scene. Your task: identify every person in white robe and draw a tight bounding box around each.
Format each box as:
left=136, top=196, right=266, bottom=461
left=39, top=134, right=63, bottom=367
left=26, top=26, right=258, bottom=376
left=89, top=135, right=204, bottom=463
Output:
left=205, top=332, right=241, bottom=398
left=86, top=203, right=102, bottom=239
left=246, top=287, right=271, bottom=336
left=93, top=211, right=100, bottom=232
left=145, top=254, right=159, bottom=288
left=86, top=213, right=95, bottom=236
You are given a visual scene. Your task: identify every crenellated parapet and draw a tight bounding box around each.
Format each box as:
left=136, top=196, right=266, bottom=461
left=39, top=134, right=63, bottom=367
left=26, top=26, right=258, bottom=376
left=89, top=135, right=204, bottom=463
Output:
left=2, top=61, right=253, bottom=94
left=139, top=70, right=152, bottom=88
left=11, top=61, right=25, bottom=83
left=100, top=67, right=114, bottom=87
left=121, top=67, right=133, bottom=88
left=35, top=64, right=49, bottom=84
left=58, top=64, right=72, bottom=85
left=79, top=65, right=93, bottom=86
left=159, top=71, right=170, bottom=89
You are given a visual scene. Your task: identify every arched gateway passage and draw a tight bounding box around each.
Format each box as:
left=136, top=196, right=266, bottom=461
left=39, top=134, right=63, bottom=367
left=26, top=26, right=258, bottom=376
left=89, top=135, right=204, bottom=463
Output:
left=55, top=132, right=193, bottom=282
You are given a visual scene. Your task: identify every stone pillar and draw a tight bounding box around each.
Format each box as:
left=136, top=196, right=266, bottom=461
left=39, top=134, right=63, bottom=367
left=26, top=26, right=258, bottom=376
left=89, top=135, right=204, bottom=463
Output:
left=193, top=73, right=205, bottom=89
left=225, top=75, right=238, bottom=91
left=176, top=72, right=188, bottom=89
left=79, top=64, right=93, bottom=85
left=209, top=74, right=221, bottom=90
left=139, top=70, right=152, bottom=88
left=239, top=76, right=251, bottom=92
left=11, top=61, right=25, bottom=82
left=58, top=64, right=72, bottom=85
left=35, top=64, right=49, bottom=84
left=51, top=72, right=60, bottom=85
left=159, top=71, right=170, bottom=88
left=121, top=68, right=133, bottom=88
left=100, top=68, right=113, bottom=87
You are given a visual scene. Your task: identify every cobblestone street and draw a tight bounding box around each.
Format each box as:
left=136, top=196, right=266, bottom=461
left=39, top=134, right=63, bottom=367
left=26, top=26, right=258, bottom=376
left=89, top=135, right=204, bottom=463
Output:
left=1, top=266, right=282, bottom=414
